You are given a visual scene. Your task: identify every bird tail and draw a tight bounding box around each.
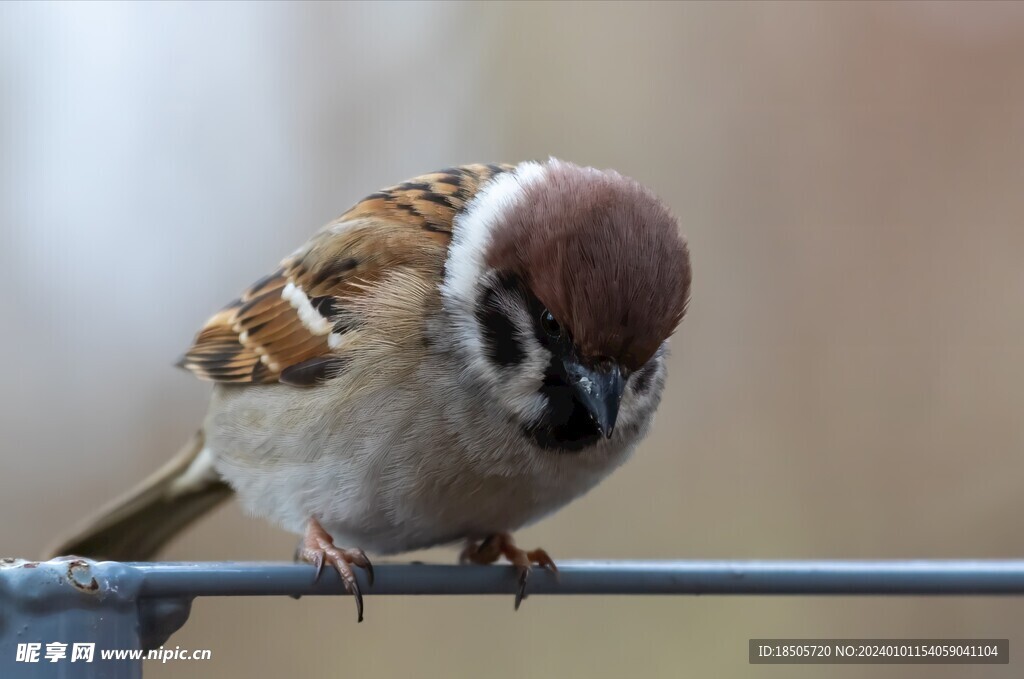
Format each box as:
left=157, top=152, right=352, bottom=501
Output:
left=45, top=430, right=232, bottom=561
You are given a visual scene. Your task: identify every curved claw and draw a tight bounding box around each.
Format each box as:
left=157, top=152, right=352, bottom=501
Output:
left=298, top=518, right=373, bottom=622
left=528, top=549, right=559, bottom=578
left=347, top=548, right=374, bottom=587
left=347, top=575, right=364, bottom=623
left=298, top=547, right=328, bottom=582
left=460, top=533, right=557, bottom=611
left=312, top=551, right=325, bottom=582
left=514, top=566, right=530, bottom=610
left=327, top=549, right=365, bottom=623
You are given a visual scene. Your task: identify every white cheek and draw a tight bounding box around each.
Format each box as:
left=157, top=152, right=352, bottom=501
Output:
left=619, top=346, right=670, bottom=427
left=438, top=161, right=552, bottom=424
left=487, top=281, right=551, bottom=424
left=502, top=352, right=550, bottom=425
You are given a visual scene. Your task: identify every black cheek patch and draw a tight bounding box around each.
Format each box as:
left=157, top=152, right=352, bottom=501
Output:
left=475, top=287, right=526, bottom=368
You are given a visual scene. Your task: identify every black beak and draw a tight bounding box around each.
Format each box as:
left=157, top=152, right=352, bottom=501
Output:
left=566, top=360, right=625, bottom=439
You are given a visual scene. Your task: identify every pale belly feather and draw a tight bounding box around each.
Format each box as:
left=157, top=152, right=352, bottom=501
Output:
left=203, top=376, right=641, bottom=554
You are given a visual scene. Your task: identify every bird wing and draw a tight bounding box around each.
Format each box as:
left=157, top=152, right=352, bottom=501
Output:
left=178, top=163, right=512, bottom=385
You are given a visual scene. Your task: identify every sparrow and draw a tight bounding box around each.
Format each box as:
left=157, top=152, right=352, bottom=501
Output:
left=48, top=159, right=692, bottom=621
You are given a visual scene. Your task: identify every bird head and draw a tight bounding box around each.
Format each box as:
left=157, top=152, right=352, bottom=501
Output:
left=441, top=159, right=691, bottom=452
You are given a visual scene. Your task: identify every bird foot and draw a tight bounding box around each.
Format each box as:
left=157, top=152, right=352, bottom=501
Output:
left=296, top=517, right=374, bottom=622
left=459, top=532, right=558, bottom=610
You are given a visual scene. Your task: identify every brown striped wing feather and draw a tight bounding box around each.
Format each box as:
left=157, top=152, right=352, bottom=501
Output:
left=179, top=163, right=512, bottom=385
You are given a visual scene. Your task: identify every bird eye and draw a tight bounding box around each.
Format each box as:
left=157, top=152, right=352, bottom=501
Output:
left=539, top=309, right=562, bottom=338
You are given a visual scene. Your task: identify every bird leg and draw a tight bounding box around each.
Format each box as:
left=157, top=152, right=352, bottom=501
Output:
left=296, top=517, right=374, bottom=622
left=459, top=532, right=558, bottom=610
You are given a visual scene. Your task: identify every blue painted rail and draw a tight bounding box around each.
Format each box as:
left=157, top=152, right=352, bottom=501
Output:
left=4, top=558, right=1024, bottom=677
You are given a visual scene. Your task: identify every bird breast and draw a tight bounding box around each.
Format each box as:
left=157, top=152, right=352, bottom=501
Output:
left=202, top=353, right=649, bottom=555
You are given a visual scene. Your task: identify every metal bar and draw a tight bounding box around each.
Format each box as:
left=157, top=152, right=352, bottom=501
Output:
left=7, top=559, right=1024, bottom=678
left=132, top=560, right=1024, bottom=597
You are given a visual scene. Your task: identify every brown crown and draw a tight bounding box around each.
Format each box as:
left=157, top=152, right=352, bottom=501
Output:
left=485, top=161, right=691, bottom=371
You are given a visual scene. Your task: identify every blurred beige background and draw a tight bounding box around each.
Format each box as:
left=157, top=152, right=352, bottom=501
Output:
left=3, top=1, right=1024, bottom=677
